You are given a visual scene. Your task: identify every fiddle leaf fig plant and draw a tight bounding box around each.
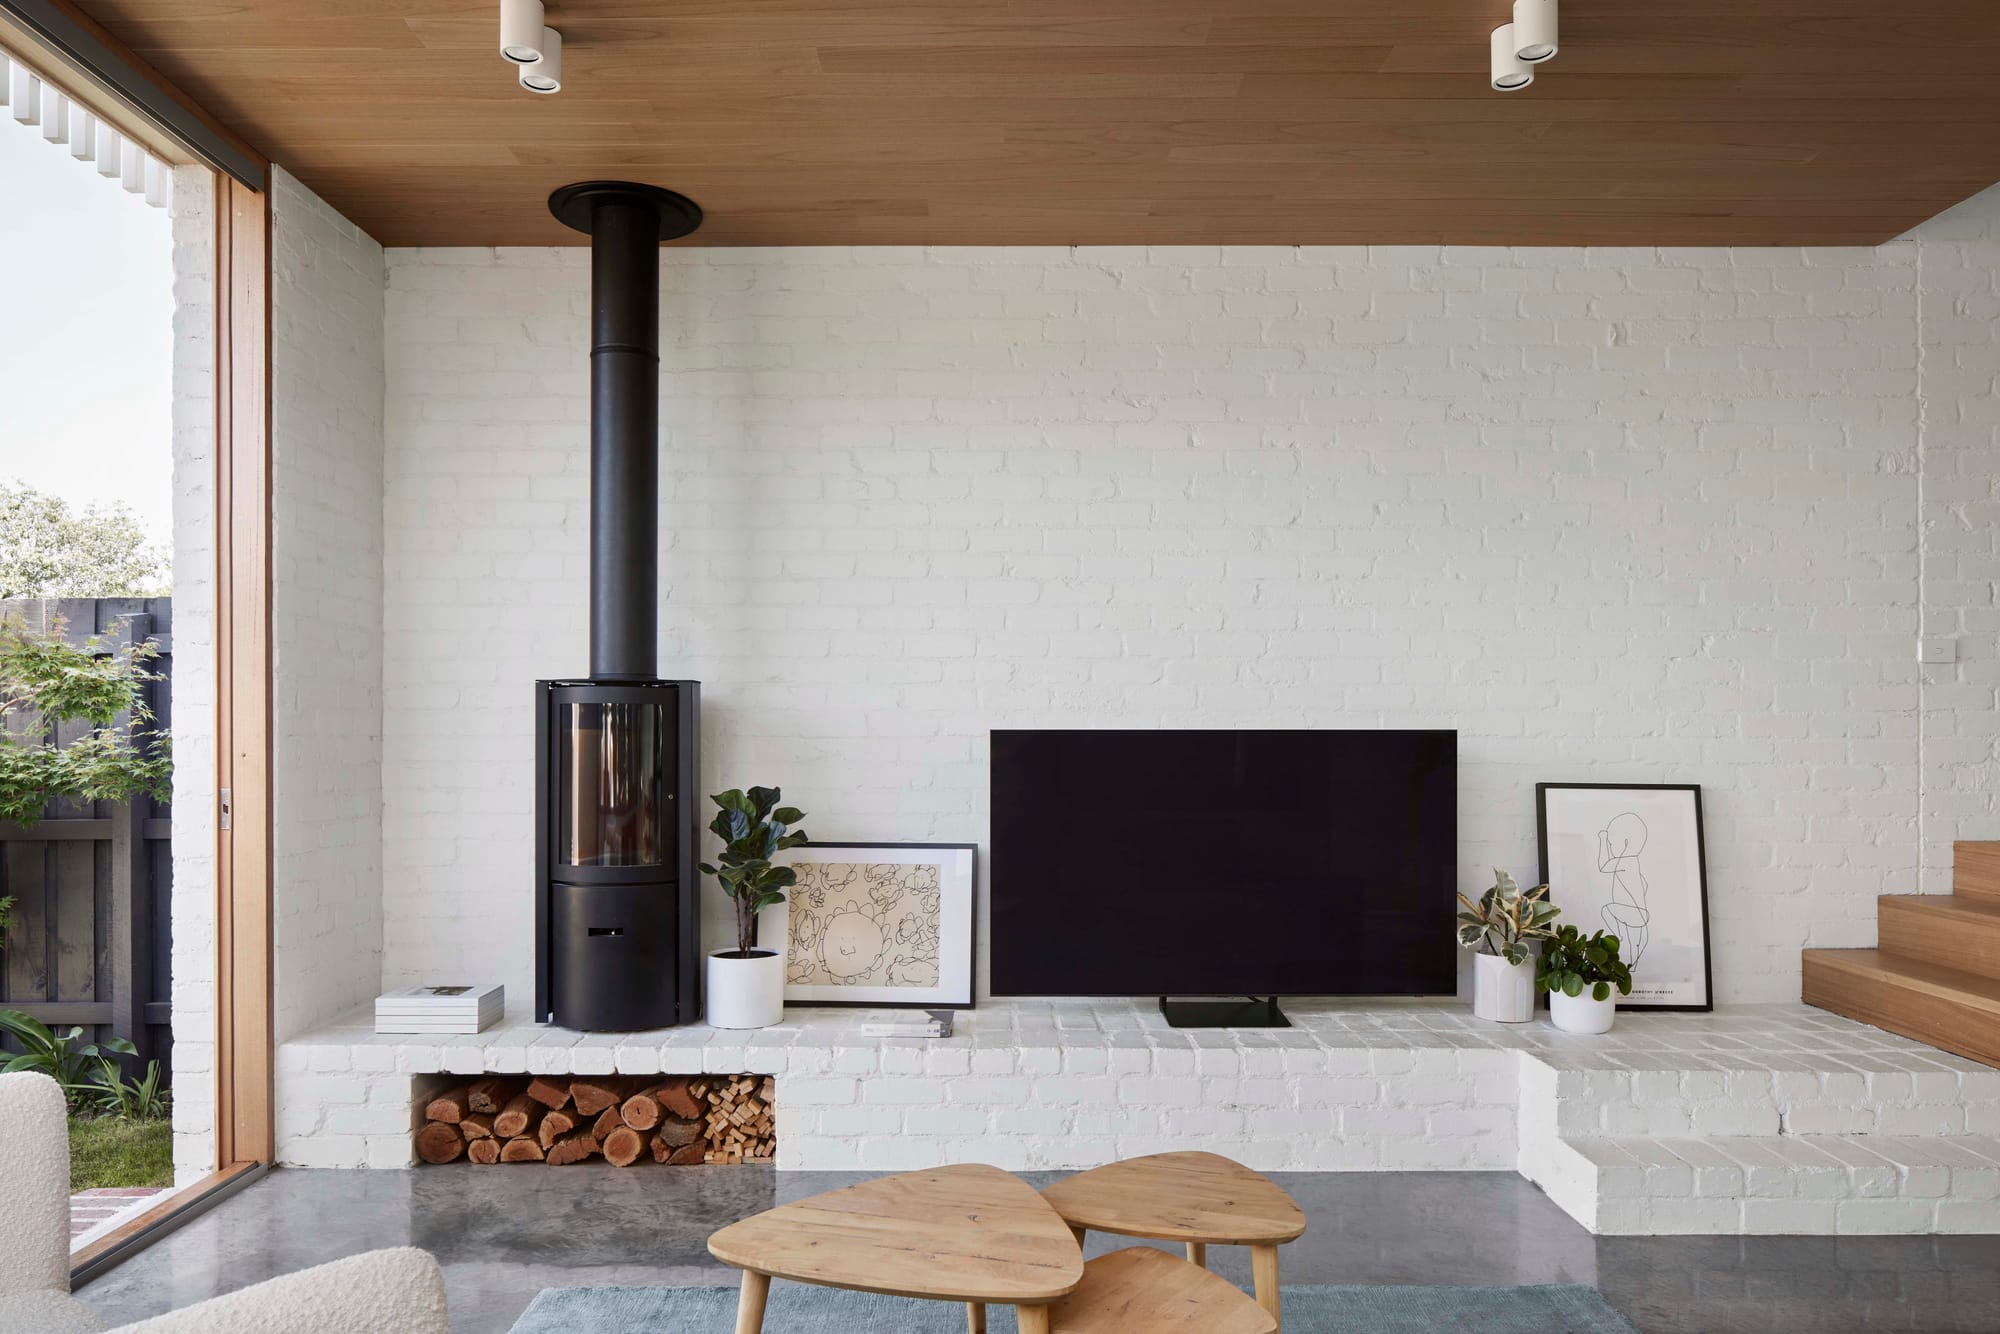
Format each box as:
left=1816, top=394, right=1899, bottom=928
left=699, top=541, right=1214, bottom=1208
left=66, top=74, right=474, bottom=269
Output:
left=1455, top=868, right=1560, bottom=966
left=1536, top=924, right=1633, bottom=1003
left=698, top=786, right=808, bottom=958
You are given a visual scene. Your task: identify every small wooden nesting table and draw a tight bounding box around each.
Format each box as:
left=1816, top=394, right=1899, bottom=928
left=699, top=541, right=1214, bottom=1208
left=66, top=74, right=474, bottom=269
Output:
left=706, top=1163, right=1085, bottom=1333
left=1040, top=1151, right=1308, bottom=1331
left=1048, top=1247, right=1276, bottom=1333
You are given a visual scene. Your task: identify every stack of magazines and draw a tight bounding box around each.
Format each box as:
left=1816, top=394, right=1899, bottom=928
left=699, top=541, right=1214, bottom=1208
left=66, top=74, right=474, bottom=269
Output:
left=374, top=984, right=504, bottom=1035
left=858, top=1009, right=955, bottom=1039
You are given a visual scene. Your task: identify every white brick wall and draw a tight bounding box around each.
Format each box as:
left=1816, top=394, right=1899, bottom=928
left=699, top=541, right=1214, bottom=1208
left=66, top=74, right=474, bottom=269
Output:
left=380, top=234, right=1946, bottom=1006
left=168, top=164, right=218, bottom=1186
left=1915, top=191, right=2000, bottom=890
left=270, top=167, right=386, bottom=1042
left=173, top=176, right=2000, bottom=1159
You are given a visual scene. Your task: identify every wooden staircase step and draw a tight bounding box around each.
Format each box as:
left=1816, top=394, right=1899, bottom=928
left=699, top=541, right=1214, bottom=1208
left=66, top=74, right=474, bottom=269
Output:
left=1878, top=895, right=2000, bottom=982
left=1955, top=841, right=2000, bottom=905
left=1803, top=948, right=2000, bottom=1069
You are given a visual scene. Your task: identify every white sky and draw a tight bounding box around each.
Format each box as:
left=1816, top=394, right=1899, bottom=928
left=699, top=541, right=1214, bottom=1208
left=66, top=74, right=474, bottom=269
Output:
left=0, top=109, right=174, bottom=548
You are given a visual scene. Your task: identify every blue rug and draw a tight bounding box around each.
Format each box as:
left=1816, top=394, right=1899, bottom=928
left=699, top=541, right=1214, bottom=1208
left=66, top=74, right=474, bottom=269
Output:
left=510, top=1282, right=1638, bottom=1332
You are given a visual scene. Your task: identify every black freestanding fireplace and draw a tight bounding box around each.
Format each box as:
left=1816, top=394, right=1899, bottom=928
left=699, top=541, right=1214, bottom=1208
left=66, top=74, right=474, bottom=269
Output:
left=534, top=181, right=705, bottom=1031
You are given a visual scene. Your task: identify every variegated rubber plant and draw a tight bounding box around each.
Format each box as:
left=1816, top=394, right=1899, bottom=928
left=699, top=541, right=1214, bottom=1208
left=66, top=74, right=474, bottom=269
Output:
left=1455, top=868, right=1560, bottom=965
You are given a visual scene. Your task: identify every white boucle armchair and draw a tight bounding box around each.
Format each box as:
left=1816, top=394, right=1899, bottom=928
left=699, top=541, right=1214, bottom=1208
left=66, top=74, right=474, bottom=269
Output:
left=0, top=1072, right=450, bottom=1334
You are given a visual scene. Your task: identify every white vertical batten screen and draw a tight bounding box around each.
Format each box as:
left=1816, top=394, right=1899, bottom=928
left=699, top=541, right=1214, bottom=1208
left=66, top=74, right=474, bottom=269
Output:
left=0, top=47, right=170, bottom=208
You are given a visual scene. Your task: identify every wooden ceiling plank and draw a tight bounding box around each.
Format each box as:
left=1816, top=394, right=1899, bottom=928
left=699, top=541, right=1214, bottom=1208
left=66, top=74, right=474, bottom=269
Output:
left=65, top=0, right=2000, bottom=248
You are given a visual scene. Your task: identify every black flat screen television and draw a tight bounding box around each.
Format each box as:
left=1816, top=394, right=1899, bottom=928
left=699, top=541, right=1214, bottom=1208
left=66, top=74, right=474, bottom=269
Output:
left=989, top=729, right=1457, bottom=998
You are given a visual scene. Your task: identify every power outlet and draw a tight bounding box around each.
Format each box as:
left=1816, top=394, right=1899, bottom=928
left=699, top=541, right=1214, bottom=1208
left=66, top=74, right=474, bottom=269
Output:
left=1919, top=637, right=1959, bottom=665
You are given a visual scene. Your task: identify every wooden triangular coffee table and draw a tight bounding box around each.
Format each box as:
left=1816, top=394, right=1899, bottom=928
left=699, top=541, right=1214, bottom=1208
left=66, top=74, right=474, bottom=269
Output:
left=708, top=1164, right=1085, bottom=1332
left=1048, top=1247, right=1277, bottom=1333
left=1041, top=1152, right=1306, bottom=1331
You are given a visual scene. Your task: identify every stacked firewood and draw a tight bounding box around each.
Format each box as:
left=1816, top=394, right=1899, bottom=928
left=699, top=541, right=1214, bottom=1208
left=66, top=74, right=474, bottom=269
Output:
left=696, top=1075, right=777, bottom=1164
left=414, top=1074, right=773, bottom=1166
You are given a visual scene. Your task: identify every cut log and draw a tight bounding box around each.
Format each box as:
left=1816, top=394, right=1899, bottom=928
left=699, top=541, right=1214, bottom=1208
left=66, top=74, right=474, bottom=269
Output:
left=420, top=1071, right=775, bottom=1167
left=603, top=1125, right=644, bottom=1167
left=571, top=1080, right=621, bottom=1116
left=494, top=1092, right=540, bottom=1139
left=620, top=1091, right=661, bottom=1131
left=655, top=1079, right=702, bottom=1121
left=417, top=1121, right=465, bottom=1164
left=423, top=1086, right=472, bottom=1124
left=538, top=1108, right=577, bottom=1150
left=655, top=1117, right=700, bottom=1149
left=466, top=1078, right=511, bottom=1115
left=526, top=1076, right=571, bottom=1110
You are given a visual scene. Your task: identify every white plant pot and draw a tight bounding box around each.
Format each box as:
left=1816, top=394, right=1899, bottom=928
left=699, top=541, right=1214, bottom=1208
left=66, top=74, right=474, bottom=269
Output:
left=1549, top=987, right=1617, bottom=1035
left=706, top=950, right=784, bottom=1029
left=1471, top=952, right=1535, bottom=1023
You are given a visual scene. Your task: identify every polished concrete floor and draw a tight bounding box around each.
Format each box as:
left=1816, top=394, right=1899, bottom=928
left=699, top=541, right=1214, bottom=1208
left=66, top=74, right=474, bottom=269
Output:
left=77, top=1168, right=2000, bottom=1334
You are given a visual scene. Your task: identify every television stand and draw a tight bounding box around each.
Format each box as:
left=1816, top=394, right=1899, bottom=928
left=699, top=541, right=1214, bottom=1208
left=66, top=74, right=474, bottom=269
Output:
left=1158, top=996, right=1291, bottom=1029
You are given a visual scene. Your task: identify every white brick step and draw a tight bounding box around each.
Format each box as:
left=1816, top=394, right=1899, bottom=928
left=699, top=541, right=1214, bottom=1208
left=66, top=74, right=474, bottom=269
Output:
left=1561, top=1133, right=2000, bottom=1235
left=1537, top=1063, right=2000, bottom=1139
left=1528, top=1056, right=2000, bottom=1144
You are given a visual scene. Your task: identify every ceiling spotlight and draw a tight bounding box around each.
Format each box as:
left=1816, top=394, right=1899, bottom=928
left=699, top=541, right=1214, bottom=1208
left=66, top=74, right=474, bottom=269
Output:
left=520, top=28, right=562, bottom=93
left=1513, top=0, right=1559, bottom=63
left=499, top=0, right=546, bottom=64
left=1490, top=24, right=1533, bottom=91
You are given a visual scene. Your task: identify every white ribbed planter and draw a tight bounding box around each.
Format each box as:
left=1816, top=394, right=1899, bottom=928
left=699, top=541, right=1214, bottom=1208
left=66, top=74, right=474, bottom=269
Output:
left=705, top=950, right=784, bottom=1029
left=1471, top=953, right=1535, bottom=1023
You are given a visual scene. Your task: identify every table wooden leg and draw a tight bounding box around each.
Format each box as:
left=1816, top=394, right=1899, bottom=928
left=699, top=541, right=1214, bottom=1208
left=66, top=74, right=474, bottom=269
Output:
left=1186, top=1241, right=1207, bottom=1269
left=734, top=1270, right=771, bottom=1334
left=967, top=1302, right=987, bottom=1333
left=1017, top=1304, right=1052, bottom=1334
left=1251, top=1244, right=1281, bottom=1332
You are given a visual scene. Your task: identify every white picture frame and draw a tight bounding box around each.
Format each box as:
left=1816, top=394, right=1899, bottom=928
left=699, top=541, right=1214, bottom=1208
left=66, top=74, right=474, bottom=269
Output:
left=1537, top=784, right=1713, bottom=1011
left=772, top=842, right=976, bottom=1009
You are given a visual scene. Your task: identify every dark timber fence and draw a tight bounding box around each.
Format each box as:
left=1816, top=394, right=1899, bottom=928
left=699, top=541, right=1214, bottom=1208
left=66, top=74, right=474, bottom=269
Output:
left=0, top=597, right=173, bottom=1081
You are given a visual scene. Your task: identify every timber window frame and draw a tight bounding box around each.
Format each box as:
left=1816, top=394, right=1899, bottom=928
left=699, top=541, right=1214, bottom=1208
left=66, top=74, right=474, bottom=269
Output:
left=1, top=0, right=277, bottom=1274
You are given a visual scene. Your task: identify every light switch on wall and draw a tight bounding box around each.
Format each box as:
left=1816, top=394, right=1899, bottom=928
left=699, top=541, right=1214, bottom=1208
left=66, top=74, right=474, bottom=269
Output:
left=1919, top=637, right=1959, bottom=664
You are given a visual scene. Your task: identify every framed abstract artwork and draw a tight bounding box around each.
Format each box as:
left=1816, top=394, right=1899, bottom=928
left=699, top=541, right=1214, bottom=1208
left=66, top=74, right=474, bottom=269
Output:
left=1536, top=784, right=1713, bottom=1011
left=773, top=842, right=977, bottom=1009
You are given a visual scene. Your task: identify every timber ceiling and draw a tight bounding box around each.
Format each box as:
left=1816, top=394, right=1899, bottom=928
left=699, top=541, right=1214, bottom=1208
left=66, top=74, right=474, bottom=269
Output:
left=70, top=0, right=2000, bottom=247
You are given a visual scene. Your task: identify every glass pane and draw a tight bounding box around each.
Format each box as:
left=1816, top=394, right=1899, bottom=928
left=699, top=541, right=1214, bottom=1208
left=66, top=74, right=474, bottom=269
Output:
left=558, top=701, right=669, bottom=866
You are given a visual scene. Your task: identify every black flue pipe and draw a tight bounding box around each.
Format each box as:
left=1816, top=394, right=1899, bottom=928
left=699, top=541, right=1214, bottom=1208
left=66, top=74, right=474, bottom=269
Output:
left=585, top=198, right=660, bottom=679
left=547, top=182, right=704, bottom=680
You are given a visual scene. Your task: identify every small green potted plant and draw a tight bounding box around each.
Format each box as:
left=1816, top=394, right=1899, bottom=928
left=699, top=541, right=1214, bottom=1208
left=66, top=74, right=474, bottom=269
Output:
left=1536, top=925, right=1633, bottom=1034
left=1456, top=869, right=1560, bottom=1022
left=698, top=786, right=807, bottom=1029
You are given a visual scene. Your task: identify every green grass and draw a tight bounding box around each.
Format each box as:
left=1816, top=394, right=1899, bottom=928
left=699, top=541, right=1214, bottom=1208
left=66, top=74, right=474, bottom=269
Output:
left=68, top=1115, right=172, bottom=1192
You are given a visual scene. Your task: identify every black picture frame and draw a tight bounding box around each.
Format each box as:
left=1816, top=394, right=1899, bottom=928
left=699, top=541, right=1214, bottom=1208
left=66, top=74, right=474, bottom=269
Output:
left=1536, top=783, right=1713, bottom=1012
left=774, top=841, right=978, bottom=1010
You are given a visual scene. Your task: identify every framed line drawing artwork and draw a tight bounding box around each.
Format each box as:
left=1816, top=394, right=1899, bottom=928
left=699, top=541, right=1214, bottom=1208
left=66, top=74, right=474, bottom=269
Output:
left=1537, top=784, right=1712, bottom=1011
left=773, top=842, right=977, bottom=1009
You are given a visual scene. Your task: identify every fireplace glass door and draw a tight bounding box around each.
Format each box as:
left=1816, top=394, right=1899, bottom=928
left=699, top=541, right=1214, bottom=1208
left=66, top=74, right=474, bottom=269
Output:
left=558, top=699, right=670, bottom=867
